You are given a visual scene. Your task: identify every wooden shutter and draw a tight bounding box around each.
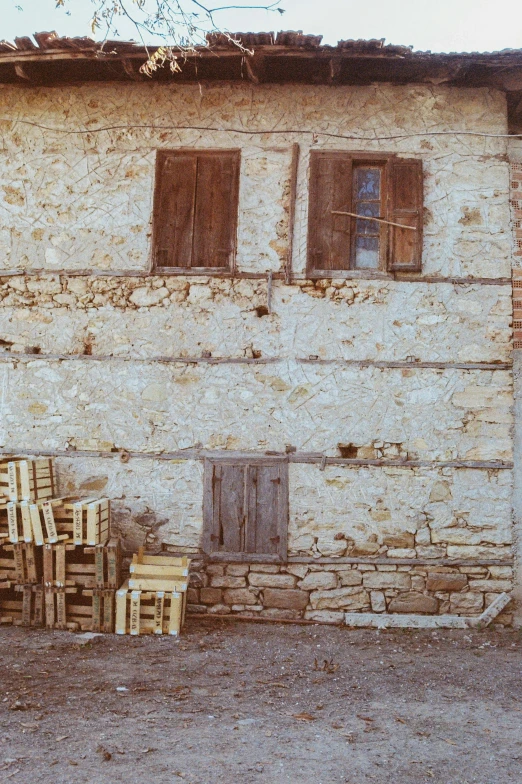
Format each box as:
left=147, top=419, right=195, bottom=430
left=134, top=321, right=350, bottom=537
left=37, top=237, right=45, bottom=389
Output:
left=387, top=157, right=423, bottom=272
left=153, top=152, right=197, bottom=268
left=307, top=152, right=353, bottom=273
left=192, top=152, right=240, bottom=269
left=246, top=463, right=288, bottom=558
left=152, top=150, right=239, bottom=271
left=203, top=462, right=246, bottom=553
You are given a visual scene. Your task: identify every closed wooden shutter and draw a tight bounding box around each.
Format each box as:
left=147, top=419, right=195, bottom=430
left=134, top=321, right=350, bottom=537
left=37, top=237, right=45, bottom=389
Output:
left=307, top=152, right=353, bottom=273
left=192, top=152, right=240, bottom=269
left=387, top=157, right=423, bottom=272
left=153, top=150, right=240, bottom=270
left=153, top=152, right=197, bottom=268
left=246, top=463, right=288, bottom=558
left=203, top=459, right=288, bottom=559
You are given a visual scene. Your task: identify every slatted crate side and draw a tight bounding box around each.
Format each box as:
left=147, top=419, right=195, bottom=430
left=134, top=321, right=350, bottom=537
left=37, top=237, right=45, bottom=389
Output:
left=0, top=502, right=35, bottom=544
left=30, top=497, right=110, bottom=546
left=128, top=552, right=190, bottom=591
left=2, top=543, right=42, bottom=584
left=0, top=585, right=44, bottom=626
left=0, top=458, right=55, bottom=503
left=44, top=587, right=115, bottom=632
left=43, top=539, right=122, bottom=589
left=115, top=583, right=186, bottom=636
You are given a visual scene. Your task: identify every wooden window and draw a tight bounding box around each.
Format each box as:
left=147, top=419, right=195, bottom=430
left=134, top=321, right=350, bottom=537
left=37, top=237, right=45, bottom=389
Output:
left=307, top=151, right=423, bottom=275
left=152, top=149, right=240, bottom=273
left=203, top=458, right=288, bottom=561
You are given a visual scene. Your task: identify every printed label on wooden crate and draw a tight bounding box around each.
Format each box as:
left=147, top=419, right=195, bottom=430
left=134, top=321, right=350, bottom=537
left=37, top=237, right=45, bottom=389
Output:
left=7, top=462, right=17, bottom=502
left=20, top=502, right=32, bottom=543
left=7, top=503, right=19, bottom=543
left=103, top=590, right=114, bottom=633
left=19, top=461, right=31, bottom=501
left=21, top=586, right=32, bottom=627
left=30, top=504, right=44, bottom=546
left=92, top=591, right=101, bottom=632
left=73, top=503, right=83, bottom=545
left=13, top=544, right=24, bottom=582
left=56, top=591, right=66, bottom=629
left=130, top=592, right=140, bottom=636
left=154, top=592, right=164, bottom=635
left=42, top=502, right=58, bottom=543
left=24, top=544, right=38, bottom=583
left=44, top=588, right=55, bottom=629
left=95, top=545, right=105, bottom=589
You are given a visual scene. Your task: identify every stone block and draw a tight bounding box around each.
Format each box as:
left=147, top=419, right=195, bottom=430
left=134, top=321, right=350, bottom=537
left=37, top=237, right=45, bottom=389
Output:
left=206, top=564, right=225, bottom=576
left=304, top=610, right=344, bottom=624
left=449, top=592, right=484, bottom=613
left=411, top=576, right=426, bottom=591
left=426, top=574, right=468, bottom=592
left=200, top=587, right=223, bottom=605
left=415, top=527, right=431, bottom=545
left=207, top=604, right=231, bottom=615
left=363, top=572, right=411, bottom=590
left=469, top=580, right=512, bottom=592
left=370, top=591, right=386, bottom=613
left=488, top=567, right=513, bottom=579
left=416, top=546, right=446, bottom=558
left=223, top=588, right=258, bottom=605
left=350, top=543, right=380, bottom=556
left=309, top=587, right=370, bottom=611
left=249, top=564, right=280, bottom=573
left=388, top=592, right=439, bottom=614
left=262, top=588, right=309, bottom=610
left=261, top=608, right=301, bottom=620
left=186, top=588, right=199, bottom=604
left=284, top=564, right=309, bottom=579
left=447, top=546, right=512, bottom=560
left=383, top=533, right=415, bottom=548
left=387, top=548, right=417, bottom=558
left=248, top=573, right=296, bottom=589
left=188, top=571, right=207, bottom=588
left=227, top=564, right=250, bottom=576
left=338, top=570, right=363, bottom=587
left=317, top=540, right=347, bottom=557
left=298, top=572, right=337, bottom=591
left=210, top=576, right=247, bottom=588
left=186, top=604, right=207, bottom=614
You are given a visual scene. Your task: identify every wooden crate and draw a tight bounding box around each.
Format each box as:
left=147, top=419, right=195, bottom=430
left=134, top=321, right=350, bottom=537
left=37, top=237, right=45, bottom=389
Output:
left=0, top=585, right=44, bottom=626
left=43, top=538, right=121, bottom=589
left=115, top=580, right=187, bottom=636
left=128, top=550, right=189, bottom=591
left=30, top=497, right=110, bottom=546
left=0, top=458, right=55, bottom=503
left=0, top=501, right=39, bottom=544
left=0, top=543, right=42, bottom=585
left=44, top=586, right=115, bottom=632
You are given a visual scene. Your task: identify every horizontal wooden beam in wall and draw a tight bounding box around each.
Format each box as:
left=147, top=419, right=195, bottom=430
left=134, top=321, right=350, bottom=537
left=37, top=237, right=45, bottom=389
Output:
left=0, top=447, right=512, bottom=470
left=0, top=353, right=511, bottom=371
left=0, top=270, right=512, bottom=285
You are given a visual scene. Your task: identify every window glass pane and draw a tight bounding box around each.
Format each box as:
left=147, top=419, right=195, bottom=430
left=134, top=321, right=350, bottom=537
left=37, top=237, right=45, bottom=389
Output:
left=356, top=201, right=379, bottom=234
left=356, top=168, right=380, bottom=199
left=355, top=236, right=379, bottom=269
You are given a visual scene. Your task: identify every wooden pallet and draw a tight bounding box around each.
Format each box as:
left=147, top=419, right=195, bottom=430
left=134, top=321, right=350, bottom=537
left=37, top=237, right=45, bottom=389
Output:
left=116, top=579, right=187, bottom=636
left=0, top=458, right=55, bottom=503
left=44, top=586, right=115, bottom=632
left=0, top=585, right=44, bottom=626
left=0, top=542, right=42, bottom=584
left=30, top=497, right=110, bottom=545
left=128, top=550, right=189, bottom=591
left=43, top=538, right=121, bottom=589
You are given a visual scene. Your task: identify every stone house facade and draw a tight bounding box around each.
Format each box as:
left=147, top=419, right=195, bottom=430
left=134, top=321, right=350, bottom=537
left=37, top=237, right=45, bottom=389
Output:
left=0, top=31, right=521, bottom=625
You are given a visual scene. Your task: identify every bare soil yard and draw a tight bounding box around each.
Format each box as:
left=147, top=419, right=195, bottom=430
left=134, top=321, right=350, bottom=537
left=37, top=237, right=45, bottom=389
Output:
left=0, top=620, right=520, bottom=784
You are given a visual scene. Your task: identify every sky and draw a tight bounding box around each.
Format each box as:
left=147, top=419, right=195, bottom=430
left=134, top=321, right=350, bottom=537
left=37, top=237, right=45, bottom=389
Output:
left=2, top=0, right=522, bottom=54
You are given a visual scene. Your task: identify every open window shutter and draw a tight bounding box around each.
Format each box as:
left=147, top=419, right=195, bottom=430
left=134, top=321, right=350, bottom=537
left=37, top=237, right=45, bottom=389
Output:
left=388, top=157, right=423, bottom=272
left=307, top=152, right=352, bottom=272
left=246, top=463, right=288, bottom=558
left=153, top=152, right=197, bottom=268
left=192, top=152, right=240, bottom=269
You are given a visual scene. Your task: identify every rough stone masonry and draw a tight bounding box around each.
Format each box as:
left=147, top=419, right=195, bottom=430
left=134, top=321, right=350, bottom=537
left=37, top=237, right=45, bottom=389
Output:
left=0, top=76, right=518, bottom=624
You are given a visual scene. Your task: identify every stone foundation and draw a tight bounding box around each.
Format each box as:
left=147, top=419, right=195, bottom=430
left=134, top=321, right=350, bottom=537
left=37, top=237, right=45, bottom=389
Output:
left=186, top=560, right=514, bottom=626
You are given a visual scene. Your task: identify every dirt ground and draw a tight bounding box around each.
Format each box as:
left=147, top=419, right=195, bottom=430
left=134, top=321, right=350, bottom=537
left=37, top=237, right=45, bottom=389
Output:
left=0, top=620, right=521, bottom=784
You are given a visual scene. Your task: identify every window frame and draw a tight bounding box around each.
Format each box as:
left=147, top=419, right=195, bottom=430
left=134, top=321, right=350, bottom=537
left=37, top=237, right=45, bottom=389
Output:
left=202, top=456, right=289, bottom=563
left=306, top=150, right=422, bottom=278
left=151, top=148, right=241, bottom=276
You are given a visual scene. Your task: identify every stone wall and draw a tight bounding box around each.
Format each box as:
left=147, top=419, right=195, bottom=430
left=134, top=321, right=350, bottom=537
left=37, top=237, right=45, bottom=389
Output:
left=186, top=560, right=514, bottom=626
left=0, top=80, right=516, bottom=618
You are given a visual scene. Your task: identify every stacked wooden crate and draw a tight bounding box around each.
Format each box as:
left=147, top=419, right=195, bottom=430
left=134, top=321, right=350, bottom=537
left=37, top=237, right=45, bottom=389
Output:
left=0, top=456, right=120, bottom=631
left=116, top=550, right=189, bottom=636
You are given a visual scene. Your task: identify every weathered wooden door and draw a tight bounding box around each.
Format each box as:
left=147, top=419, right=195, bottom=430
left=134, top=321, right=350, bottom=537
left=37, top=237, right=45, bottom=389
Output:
left=203, top=459, right=288, bottom=559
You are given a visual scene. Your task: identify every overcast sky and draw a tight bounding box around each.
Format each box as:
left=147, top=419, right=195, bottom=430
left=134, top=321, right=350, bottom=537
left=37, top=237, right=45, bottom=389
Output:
left=2, top=0, right=522, bottom=53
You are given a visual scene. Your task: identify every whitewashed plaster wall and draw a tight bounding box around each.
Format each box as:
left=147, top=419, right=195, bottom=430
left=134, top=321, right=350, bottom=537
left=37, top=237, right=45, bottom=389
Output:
left=0, top=81, right=514, bottom=558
